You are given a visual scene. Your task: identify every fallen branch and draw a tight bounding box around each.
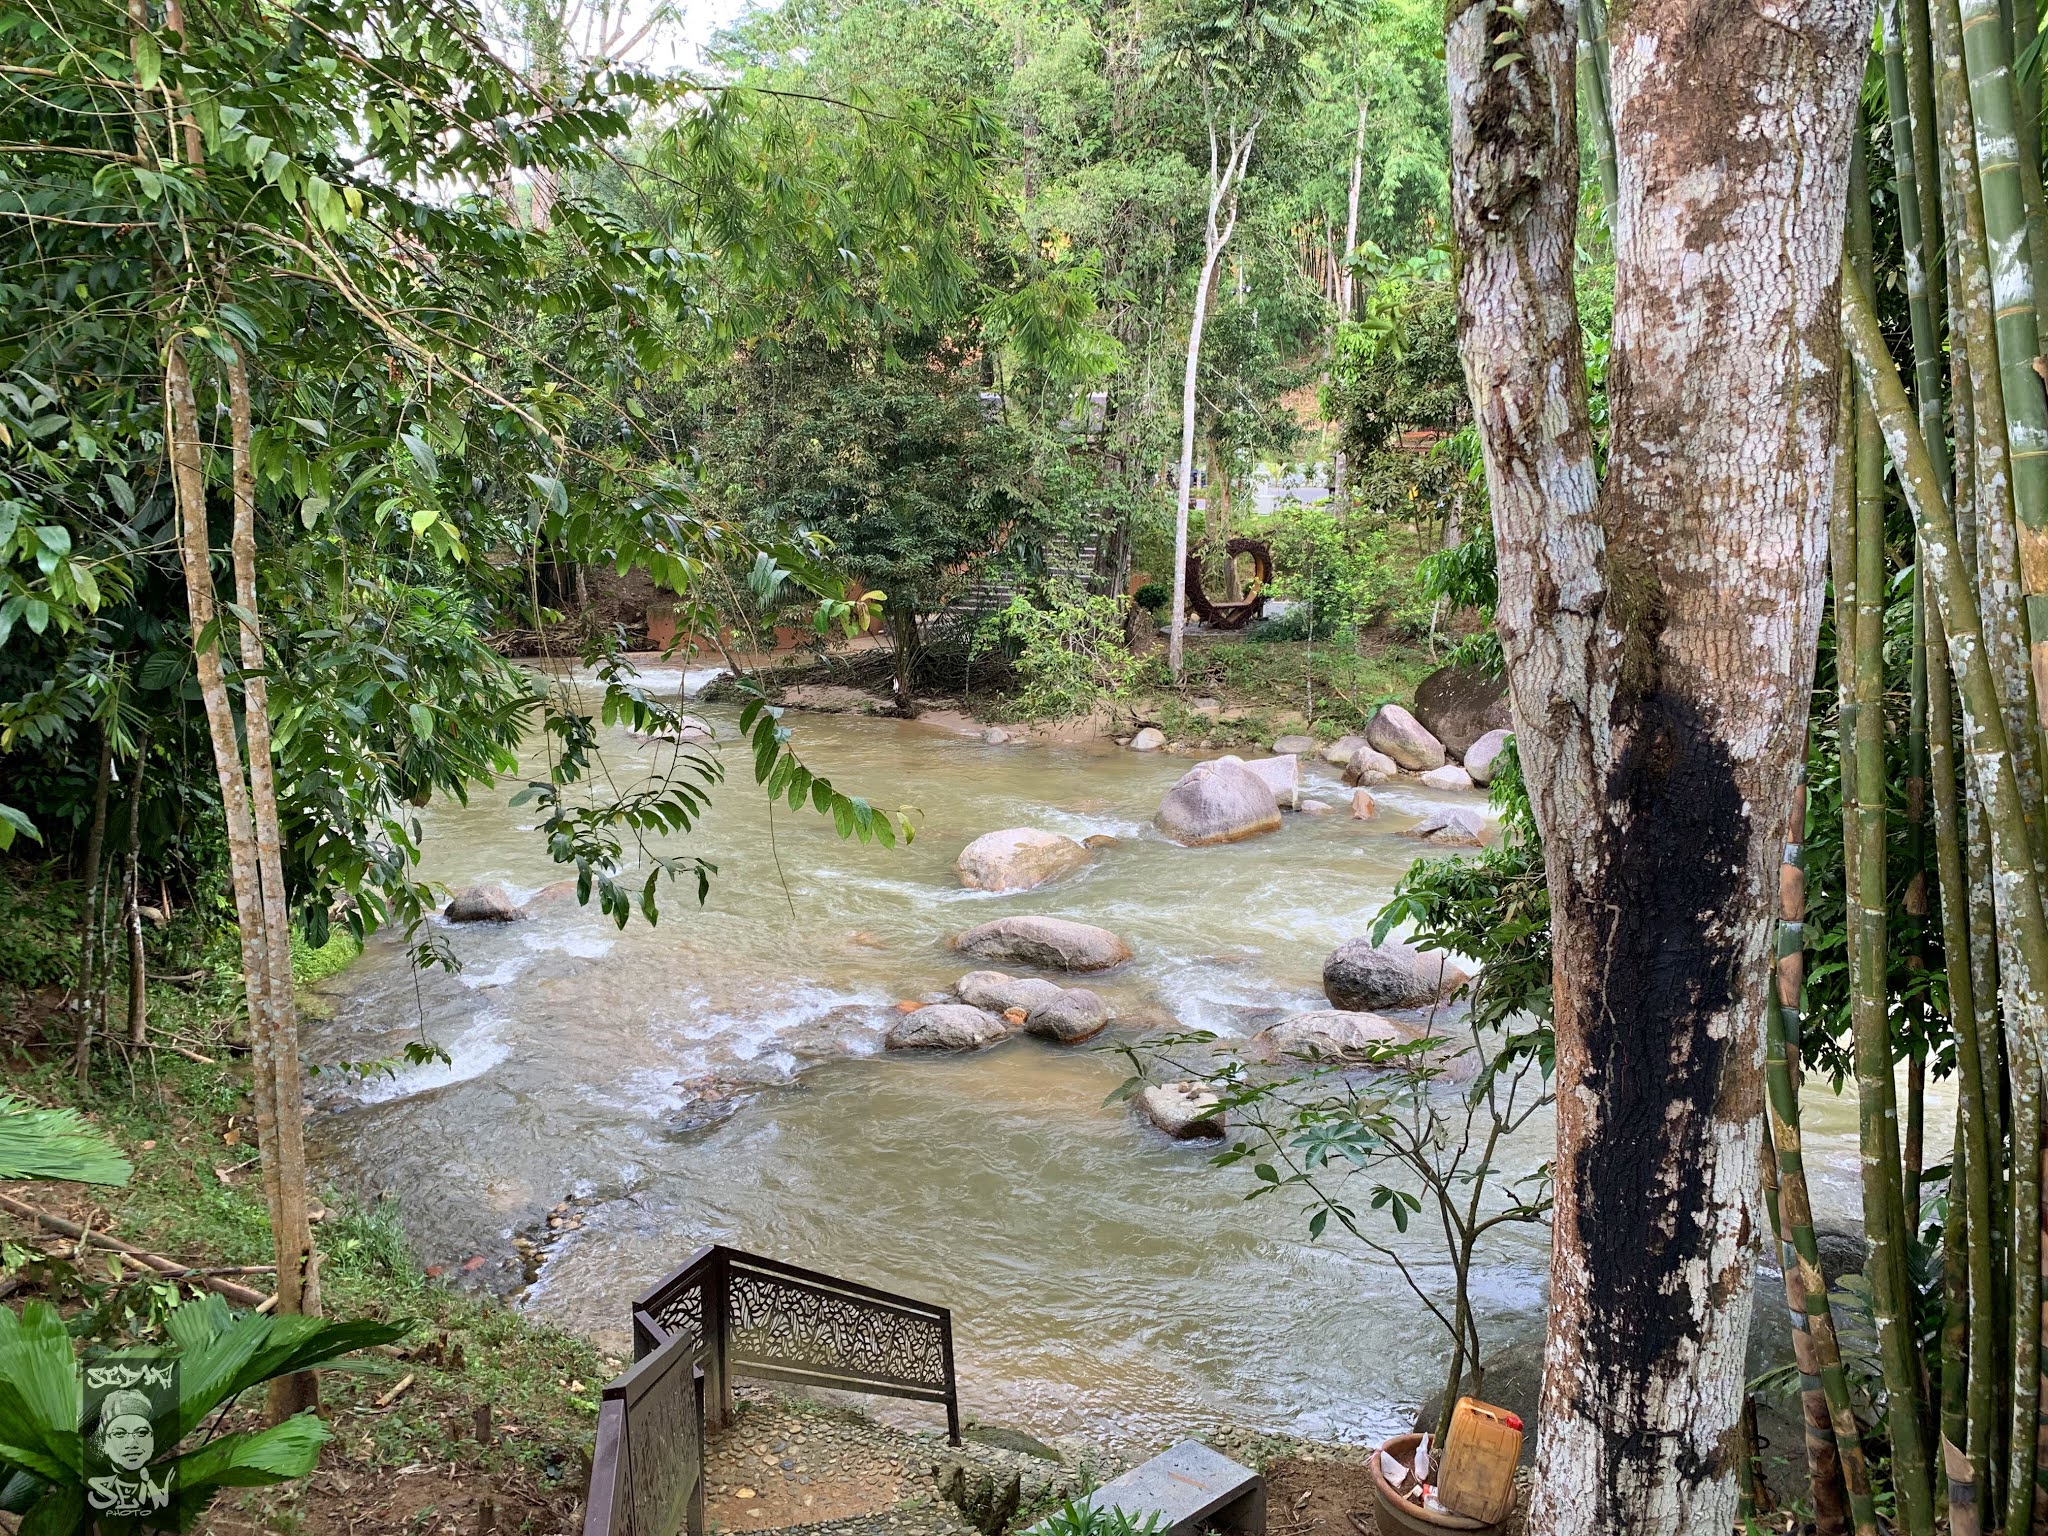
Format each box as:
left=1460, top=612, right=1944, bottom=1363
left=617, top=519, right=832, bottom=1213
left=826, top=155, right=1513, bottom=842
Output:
left=376, top=1372, right=416, bottom=1408
left=0, top=1192, right=268, bottom=1306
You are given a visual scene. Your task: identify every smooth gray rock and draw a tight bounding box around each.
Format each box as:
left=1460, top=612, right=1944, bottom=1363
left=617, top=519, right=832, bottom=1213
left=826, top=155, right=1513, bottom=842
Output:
left=1324, top=937, right=1472, bottom=1011
left=445, top=884, right=522, bottom=923
left=957, top=970, right=1068, bottom=1015
left=1343, top=745, right=1399, bottom=785
left=1252, top=1009, right=1420, bottom=1061
left=1130, top=726, right=1167, bottom=752
left=951, top=916, right=1134, bottom=972
left=1136, top=1083, right=1226, bottom=1139
left=885, top=1003, right=1010, bottom=1051
left=1414, top=662, right=1513, bottom=757
left=1271, top=734, right=1319, bottom=756
left=1024, top=988, right=1113, bottom=1043
left=1300, top=798, right=1335, bottom=817
left=1366, top=704, right=1448, bottom=771
left=1419, top=764, right=1475, bottom=792
left=955, top=970, right=1111, bottom=1043
left=1320, top=734, right=1370, bottom=766
left=1154, top=756, right=1283, bottom=846
left=954, top=828, right=1091, bottom=893
left=1465, top=728, right=1513, bottom=786
left=1408, top=808, right=1487, bottom=847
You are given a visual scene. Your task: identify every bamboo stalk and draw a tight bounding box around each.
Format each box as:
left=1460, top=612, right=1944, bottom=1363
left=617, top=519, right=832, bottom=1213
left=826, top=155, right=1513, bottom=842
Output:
left=1574, top=0, right=1617, bottom=213
left=1883, top=0, right=1955, bottom=493
left=1845, top=264, right=2048, bottom=1536
left=1933, top=615, right=2001, bottom=1506
left=1943, top=1129, right=1980, bottom=1536
left=1849, top=315, right=1936, bottom=1529
left=1765, top=758, right=1878, bottom=1536
left=1955, top=0, right=2048, bottom=841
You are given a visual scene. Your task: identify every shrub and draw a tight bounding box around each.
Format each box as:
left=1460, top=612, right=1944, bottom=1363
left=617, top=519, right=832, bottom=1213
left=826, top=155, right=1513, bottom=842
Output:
left=1131, top=582, right=1168, bottom=613
left=976, top=582, right=1141, bottom=720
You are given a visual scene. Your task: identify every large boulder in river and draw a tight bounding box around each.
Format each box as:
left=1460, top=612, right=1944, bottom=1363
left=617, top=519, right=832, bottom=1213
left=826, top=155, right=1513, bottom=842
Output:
left=955, top=828, right=1092, bottom=893
left=1324, top=937, right=1472, bottom=1011
left=1252, top=1009, right=1421, bottom=1062
left=1154, top=756, right=1283, bottom=846
left=1465, top=728, right=1513, bottom=786
left=1135, top=1082, right=1226, bottom=1139
left=1239, top=754, right=1301, bottom=811
left=951, top=916, right=1133, bottom=973
left=1419, top=764, right=1475, bottom=792
left=446, top=884, right=522, bottom=923
left=886, top=1003, right=1010, bottom=1051
left=1320, top=734, right=1370, bottom=767
left=1366, top=704, right=1447, bottom=771
left=1272, top=734, right=1319, bottom=756
left=1413, top=663, right=1513, bottom=758
left=956, top=971, right=1112, bottom=1043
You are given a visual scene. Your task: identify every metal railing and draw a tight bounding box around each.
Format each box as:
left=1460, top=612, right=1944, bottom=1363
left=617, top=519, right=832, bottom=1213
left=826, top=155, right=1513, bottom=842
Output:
left=585, top=1244, right=961, bottom=1536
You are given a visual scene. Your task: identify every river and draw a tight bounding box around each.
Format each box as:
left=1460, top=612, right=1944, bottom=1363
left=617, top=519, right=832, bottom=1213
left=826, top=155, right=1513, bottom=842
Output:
left=305, top=662, right=1897, bottom=1451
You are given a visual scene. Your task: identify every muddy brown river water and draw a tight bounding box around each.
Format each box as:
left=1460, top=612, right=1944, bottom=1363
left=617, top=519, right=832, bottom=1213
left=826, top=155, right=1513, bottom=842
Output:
left=307, top=662, right=1900, bottom=1449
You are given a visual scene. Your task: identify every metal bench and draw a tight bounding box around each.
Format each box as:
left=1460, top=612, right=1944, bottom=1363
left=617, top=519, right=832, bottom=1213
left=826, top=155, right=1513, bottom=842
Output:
left=1069, top=1440, right=1266, bottom=1536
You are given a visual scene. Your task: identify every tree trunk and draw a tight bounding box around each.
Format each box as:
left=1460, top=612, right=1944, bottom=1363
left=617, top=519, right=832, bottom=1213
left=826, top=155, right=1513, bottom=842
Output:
left=226, top=346, right=322, bottom=1422
left=168, top=341, right=320, bottom=1419
left=1169, top=123, right=1254, bottom=680
left=124, top=725, right=149, bottom=1046
left=73, top=722, right=114, bottom=1083
left=1342, top=95, right=1366, bottom=319
left=1448, top=0, right=1868, bottom=1528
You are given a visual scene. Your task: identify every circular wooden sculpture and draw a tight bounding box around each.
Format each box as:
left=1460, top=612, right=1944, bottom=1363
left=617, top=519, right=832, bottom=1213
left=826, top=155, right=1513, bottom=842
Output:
left=1183, top=537, right=1273, bottom=630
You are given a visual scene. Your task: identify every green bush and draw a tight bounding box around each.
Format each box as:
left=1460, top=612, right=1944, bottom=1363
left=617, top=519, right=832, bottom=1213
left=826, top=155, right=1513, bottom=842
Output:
left=1132, top=582, right=1168, bottom=613
left=977, top=582, right=1141, bottom=720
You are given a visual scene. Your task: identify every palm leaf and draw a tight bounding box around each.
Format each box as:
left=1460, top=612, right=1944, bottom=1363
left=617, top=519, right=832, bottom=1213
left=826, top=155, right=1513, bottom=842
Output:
left=0, top=1305, right=82, bottom=1479
left=0, top=1096, right=130, bottom=1186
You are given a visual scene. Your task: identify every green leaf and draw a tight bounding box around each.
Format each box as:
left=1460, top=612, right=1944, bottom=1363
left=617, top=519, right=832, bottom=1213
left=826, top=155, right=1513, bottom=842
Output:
left=527, top=473, right=568, bottom=518
left=398, top=430, right=438, bottom=482
left=0, top=1095, right=130, bottom=1185
left=133, top=31, right=162, bottom=87
left=299, top=495, right=329, bottom=529
left=0, top=804, right=39, bottom=851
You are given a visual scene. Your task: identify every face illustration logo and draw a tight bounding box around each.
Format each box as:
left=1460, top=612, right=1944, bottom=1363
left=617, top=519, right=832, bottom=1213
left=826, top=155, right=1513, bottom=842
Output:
left=83, top=1355, right=177, bottom=1526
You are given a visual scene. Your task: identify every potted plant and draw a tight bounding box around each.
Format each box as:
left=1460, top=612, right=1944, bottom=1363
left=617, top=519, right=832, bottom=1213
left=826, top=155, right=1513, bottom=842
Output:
left=0, top=1293, right=408, bottom=1531
left=1115, top=743, right=1554, bottom=1533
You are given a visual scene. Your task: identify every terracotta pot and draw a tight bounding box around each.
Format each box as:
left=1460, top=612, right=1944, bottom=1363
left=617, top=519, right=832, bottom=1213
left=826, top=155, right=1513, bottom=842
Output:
left=1366, top=1433, right=1502, bottom=1536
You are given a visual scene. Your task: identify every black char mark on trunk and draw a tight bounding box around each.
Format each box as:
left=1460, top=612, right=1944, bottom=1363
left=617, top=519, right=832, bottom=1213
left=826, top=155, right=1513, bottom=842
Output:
left=1575, top=685, right=1749, bottom=1513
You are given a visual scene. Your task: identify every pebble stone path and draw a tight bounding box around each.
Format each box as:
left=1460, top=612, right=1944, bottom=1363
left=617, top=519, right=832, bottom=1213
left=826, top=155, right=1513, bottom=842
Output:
left=702, top=1387, right=1363, bottom=1536
left=704, top=1389, right=1107, bottom=1536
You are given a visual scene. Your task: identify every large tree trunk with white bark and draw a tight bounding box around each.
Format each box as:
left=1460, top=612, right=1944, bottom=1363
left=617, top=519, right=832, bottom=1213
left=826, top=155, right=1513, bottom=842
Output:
left=1447, top=0, right=1869, bottom=1527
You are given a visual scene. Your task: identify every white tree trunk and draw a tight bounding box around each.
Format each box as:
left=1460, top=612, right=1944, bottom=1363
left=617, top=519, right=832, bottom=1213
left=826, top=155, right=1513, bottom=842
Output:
left=1170, top=124, right=1254, bottom=679
left=1342, top=95, right=1366, bottom=318
left=1447, top=0, right=1869, bottom=1528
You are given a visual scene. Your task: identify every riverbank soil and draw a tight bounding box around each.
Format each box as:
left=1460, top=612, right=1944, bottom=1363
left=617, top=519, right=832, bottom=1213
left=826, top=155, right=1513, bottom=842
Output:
left=743, top=630, right=1442, bottom=749
left=1262, top=1453, right=1529, bottom=1536
left=0, top=937, right=610, bottom=1536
